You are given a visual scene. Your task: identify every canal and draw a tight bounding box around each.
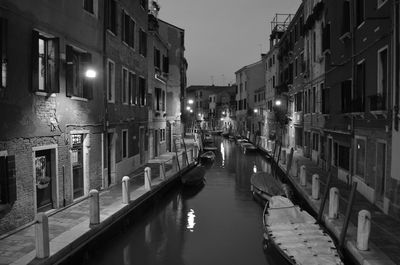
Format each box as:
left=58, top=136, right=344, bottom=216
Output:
left=66, top=137, right=290, bottom=265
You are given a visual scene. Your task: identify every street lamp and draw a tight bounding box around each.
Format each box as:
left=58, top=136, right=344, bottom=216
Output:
left=188, top=99, right=194, bottom=105
left=254, top=109, right=258, bottom=113
left=275, top=99, right=282, bottom=106
left=186, top=106, right=191, bottom=111
left=85, top=68, right=97, bottom=79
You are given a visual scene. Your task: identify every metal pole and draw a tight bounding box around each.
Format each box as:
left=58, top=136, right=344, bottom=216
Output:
left=339, top=181, right=358, bottom=250
left=317, top=172, right=333, bottom=223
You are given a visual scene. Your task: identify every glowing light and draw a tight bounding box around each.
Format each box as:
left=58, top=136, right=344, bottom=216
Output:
left=253, top=164, right=257, bottom=173
left=85, top=69, right=97, bottom=78
left=187, top=209, right=196, bottom=232
left=222, top=111, right=226, bottom=115
left=186, top=106, right=191, bottom=110
left=220, top=118, right=224, bottom=121
left=188, top=99, right=194, bottom=104
left=254, top=109, right=258, bottom=113
left=275, top=100, right=282, bottom=106
left=198, top=113, right=201, bottom=117
left=190, top=109, right=193, bottom=113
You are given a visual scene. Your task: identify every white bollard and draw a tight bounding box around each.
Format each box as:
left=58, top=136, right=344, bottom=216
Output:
left=329, top=187, right=339, bottom=219
left=35, top=213, right=49, bottom=259
left=300, top=165, right=307, bottom=186
left=89, top=189, right=100, bottom=226
left=172, top=155, right=178, bottom=172
left=357, top=210, right=371, bottom=251
left=159, top=162, right=166, bottom=180
left=144, top=167, right=151, bottom=190
left=122, top=176, right=130, bottom=204
left=281, top=149, right=287, bottom=164
left=312, top=174, right=320, bottom=200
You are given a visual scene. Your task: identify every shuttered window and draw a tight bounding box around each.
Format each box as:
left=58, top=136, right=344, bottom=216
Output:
left=32, top=30, right=60, bottom=93
left=66, top=45, right=93, bottom=99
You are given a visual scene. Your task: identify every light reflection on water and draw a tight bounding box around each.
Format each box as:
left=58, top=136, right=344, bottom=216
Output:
left=82, top=137, right=284, bottom=265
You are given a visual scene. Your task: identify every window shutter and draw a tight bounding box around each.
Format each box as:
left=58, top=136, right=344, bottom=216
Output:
left=66, top=45, right=74, bottom=97
left=49, top=38, right=60, bottom=93
left=6, top=155, right=16, bottom=203
left=31, top=30, right=39, bottom=92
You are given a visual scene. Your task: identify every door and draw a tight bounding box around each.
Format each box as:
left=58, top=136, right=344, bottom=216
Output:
left=154, top=129, right=159, bottom=158
left=376, top=142, right=386, bottom=204
left=35, top=149, right=53, bottom=212
left=71, top=134, right=84, bottom=199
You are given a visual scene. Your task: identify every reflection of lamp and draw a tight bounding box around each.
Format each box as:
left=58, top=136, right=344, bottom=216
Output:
left=275, top=99, right=282, bottom=106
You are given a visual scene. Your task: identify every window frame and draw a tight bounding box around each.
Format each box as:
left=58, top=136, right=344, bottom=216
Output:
left=106, top=0, right=117, bottom=35
left=121, top=10, right=136, bottom=49
left=356, top=0, right=365, bottom=29
left=377, top=0, right=388, bottom=9
left=122, top=67, right=129, bottom=105
left=376, top=45, right=389, bottom=110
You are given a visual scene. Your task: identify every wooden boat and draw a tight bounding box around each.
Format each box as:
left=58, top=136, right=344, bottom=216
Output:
left=241, top=142, right=257, bottom=152
left=199, top=151, right=216, bottom=165
left=250, top=172, right=292, bottom=203
left=263, top=196, right=344, bottom=265
left=181, top=165, right=206, bottom=187
left=221, top=131, right=230, bottom=138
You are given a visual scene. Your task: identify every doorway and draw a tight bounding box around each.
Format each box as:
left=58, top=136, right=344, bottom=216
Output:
left=35, top=149, right=56, bottom=212
left=71, top=134, right=84, bottom=199
left=107, top=132, right=116, bottom=186
left=376, top=142, right=386, bottom=205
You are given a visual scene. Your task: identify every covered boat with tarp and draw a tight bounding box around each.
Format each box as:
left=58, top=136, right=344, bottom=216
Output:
left=263, top=196, right=344, bottom=265
left=250, top=172, right=292, bottom=203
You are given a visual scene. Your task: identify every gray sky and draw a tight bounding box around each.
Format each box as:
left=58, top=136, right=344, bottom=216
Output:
left=158, top=0, right=301, bottom=86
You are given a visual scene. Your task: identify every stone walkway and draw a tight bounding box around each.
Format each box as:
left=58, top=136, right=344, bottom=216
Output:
left=263, top=145, right=399, bottom=265
left=0, top=141, right=196, bottom=265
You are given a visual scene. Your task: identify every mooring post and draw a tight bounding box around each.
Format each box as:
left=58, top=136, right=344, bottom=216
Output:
left=357, top=210, right=371, bottom=251
left=312, top=174, right=320, bottom=200
left=35, top=212, right=49, bottom=259
left=89, top=189, right=100, bottom=226
left=159, top=162, right=166, bottom=180
left=144, top=167, right=151, bottom=190
left=122, top=176, right=130, bottom=204
left=300, top=165, right=307, bottom=186
left=339, top=182, right=358, bottom=250
left=329, top=187, right=339, bottom=219
left=317, top=172, right=333, bottom=223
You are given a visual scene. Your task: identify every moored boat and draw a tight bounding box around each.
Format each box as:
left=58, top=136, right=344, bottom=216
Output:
left=263, top=196, right=344, bottom=265
left=199, top=150, right=216, bottom=165
left=181, top=165, right=207, bottom=187
left=250, top=172, right=292, bottom=203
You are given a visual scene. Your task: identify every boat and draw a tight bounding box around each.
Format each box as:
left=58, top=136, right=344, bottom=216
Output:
left=250, top=172, right=293, bottom=203
left=241, top=142, right=257, bottom=153
left=199, top=151, right=216, bottom=165
left=203, top=145, right=218, bottom=152
left=228, top=135, right=235, bottom=141
left=221, top=131, right=230, bottom=138
left=181, top=165, right=207, bottom=187
left=263, top=196, right=344, bottom=265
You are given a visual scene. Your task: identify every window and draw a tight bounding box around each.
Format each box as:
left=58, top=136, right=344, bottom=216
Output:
left=122, top=11, right=135, bottom=48
left=243, top=98, right=247, bottom=110
left=139, top=29, right=147, bottom=56
left=122, top=68, right=129, bottom=104
left=355, top=61, right=366, bottom=112
left=162, top=55, right=169, bottom=74
left=295, top=58, right=298, bottom=77
left=83, top=0, right=94, bottom=14
left=375, top=47, right=388, bottom=110
left=0, top=18, right=7, bottom=98
left=106, top=59, right=115, bottom=102
left=322, top=23, right=331, bottom=51
left=155, top=87, right=164, bottom=111
left=342, top=1, right=351, bottom=35
left=312, top=133, right=319, bottom=151
left=313, top=31, right=316, bottom=62
left=312, top=86, right=316, bottom=113
left=295, top=127, right=303, bottom=146
left=272, top=76, right=275, bottom=88
left=356, top=0, right=365, bottom=27
left=295, top=92, right=302, bottom=112
left=122, top=130, right=128, bottom=159
left=106, top=0, right=117, bottom=34
left=160, top=129, right=166, bottom=142
left=154, top=48, right=160, bottom=69
left=355, top=137, right=366, bottom=178
left=341, top=80, right=352, bottom=113
left=32, top=31, right=59, bottom=93
left=129, top=71, right=137, bottom=105
left=66, top=45, right=93, bottom=99
left=0, top=154, right=16, bottom=205
left=139, top=77, right=146, bottom=106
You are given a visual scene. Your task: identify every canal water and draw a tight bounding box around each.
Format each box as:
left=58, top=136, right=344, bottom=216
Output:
left=77, top=137, right=288, bottom=265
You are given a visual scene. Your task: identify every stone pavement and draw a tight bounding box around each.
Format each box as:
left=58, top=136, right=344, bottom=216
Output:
left=0, top=140, right=196, bottom=265
left=266, top=145, right=400, bottom=265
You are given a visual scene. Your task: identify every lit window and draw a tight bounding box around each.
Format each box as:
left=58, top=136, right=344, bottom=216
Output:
left=66, top=45, right=93, bottom=99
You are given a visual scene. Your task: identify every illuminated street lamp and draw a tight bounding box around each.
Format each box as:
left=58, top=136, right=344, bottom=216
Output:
left=85, top=68, right=97, bottom=79
left=275, top=99, right=282, bottom=106
left=190, top=109, right=193, bottom=113
left=254, top=109, right=258, bottom=113
left=222, top=111, right=226, bottom=115
left=186, top=106, right=191, bottom=111
left=188, top=99, right=194, bottom=105
left=220, top=118, right=224, bottom=121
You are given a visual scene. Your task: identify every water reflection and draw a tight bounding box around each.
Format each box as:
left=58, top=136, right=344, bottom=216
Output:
left=186, top=209, right=196, bottom=232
